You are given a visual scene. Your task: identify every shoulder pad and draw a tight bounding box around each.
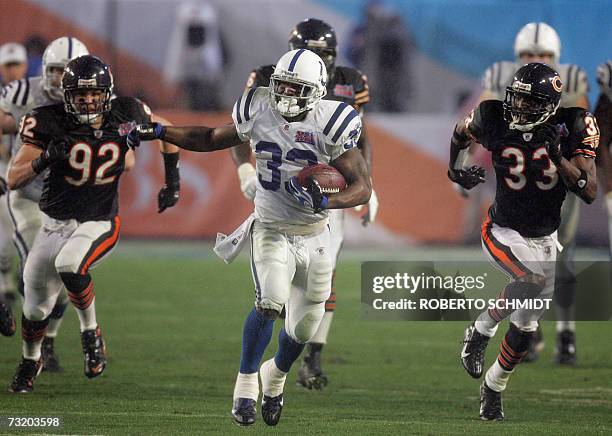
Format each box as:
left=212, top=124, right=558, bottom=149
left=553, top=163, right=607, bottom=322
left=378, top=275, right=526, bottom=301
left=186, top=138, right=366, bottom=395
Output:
left=597, top=61, right=612, bottom=92
left=0, top=78, right=31, bottom=112
left=320, top=101, right=361, bottom=145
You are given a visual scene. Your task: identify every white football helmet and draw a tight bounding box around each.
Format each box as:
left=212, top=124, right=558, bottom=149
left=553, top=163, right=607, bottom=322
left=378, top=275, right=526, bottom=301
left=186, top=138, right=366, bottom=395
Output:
left=42, top=36, right=89, bottom=100
left=514, top=22, right=561, bottom=64
left=597, top=61, right=612, bottom=97
left=269, top=49, right=327, bottom=117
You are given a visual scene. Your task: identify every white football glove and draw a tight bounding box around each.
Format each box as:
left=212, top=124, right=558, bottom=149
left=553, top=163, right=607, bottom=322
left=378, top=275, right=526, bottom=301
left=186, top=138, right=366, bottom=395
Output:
left=237, top=163, right=257, bottom=201
left=355, top=188, right=379, bottom=226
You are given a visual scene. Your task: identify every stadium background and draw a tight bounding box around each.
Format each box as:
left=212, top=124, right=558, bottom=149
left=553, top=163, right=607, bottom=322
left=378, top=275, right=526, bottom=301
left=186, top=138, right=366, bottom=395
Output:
left=0, top=0, right=611, bottom=434
left=1, top=0, right=610, bottom=245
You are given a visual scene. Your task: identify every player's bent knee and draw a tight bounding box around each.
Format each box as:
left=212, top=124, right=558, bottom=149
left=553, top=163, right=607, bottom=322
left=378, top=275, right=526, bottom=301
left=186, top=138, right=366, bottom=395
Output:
left=23, top=303, right=51, bottom=322
left=287, top=305, right=324, bottom=343
left=55, top=252, right=81, bottom=275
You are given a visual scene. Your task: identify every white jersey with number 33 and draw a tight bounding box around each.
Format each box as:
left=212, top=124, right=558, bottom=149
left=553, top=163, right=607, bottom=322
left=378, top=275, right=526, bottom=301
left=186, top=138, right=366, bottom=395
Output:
left=232, top=87, right=361, bottom=225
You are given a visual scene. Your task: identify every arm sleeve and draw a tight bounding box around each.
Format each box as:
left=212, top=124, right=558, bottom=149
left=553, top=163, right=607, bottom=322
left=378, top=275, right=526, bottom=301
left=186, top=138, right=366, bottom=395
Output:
left=570, top=110, right=599, bottom=159
left=325, top=106, right=362, bottom=161
left=19, top=110, right=51, bottom=149
left=231, top=87, right=259, bottom=142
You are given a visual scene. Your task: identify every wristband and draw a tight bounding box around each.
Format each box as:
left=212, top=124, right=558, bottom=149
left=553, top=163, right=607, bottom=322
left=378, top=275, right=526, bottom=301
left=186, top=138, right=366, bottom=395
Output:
left=161, top=152, right=180, bottom=186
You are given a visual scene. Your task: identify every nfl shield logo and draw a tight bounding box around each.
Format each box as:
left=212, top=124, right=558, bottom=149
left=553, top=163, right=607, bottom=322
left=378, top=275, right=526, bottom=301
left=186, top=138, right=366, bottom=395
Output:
left=522, top=133, right=533, bottom=141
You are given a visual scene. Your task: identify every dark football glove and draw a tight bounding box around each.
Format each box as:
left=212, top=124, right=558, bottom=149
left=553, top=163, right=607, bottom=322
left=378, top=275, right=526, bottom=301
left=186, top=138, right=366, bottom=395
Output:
left=539, top=123, right=563, bottom=165
left=32, top=137, right=69, bottom=174
left=447, top=165, right=486, bottom=190
left=157, top=183, right=180, bottom=213
left=287, top=176, right=329, bottom=213
left=158, top=152, right=180, bottom=213
left=127, top=122, right=166, bottom=150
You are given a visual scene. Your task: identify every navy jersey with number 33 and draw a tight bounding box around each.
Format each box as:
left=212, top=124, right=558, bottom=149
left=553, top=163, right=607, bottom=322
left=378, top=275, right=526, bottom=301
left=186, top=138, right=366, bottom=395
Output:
left=466, top=100, right=599, bottom=237
left=19, top=97, right=151, bottom=222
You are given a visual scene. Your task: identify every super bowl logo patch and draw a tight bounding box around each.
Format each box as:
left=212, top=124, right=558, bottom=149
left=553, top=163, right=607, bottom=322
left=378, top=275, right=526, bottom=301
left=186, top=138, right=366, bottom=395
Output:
left=333, top=84, right=355, bottom=98
left=118, top=121, right=137, bottom=136
left=295, top=131, right=315, bottom=145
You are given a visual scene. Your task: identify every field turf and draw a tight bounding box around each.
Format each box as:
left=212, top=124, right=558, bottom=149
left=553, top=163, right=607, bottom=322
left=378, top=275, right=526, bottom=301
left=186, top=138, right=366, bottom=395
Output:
left=0, top=244, right=611, bottom=435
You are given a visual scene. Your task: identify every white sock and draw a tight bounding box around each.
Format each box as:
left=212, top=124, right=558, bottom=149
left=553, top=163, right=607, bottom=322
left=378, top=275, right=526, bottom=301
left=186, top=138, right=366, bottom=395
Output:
left=76, top=298, right=97, bottom=332
left=261, top=359, right=287, bottom=397
left=309, top=311, right=333, bottom=344
left=233, top=372, right=259, bottom=401
left=556, top=320, right=576, bottom=333
left=485, top=360, right=512, bottom=392
left=475, top=311, right=499, bottom=337
left=22, top=339, right=43, bottom=361
left=46, top=317, right=64, bottom=338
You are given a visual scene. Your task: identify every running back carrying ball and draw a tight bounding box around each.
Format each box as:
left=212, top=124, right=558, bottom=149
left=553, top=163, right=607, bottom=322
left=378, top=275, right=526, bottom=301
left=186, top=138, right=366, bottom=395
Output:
left=297, top=164, right=346, bottom=194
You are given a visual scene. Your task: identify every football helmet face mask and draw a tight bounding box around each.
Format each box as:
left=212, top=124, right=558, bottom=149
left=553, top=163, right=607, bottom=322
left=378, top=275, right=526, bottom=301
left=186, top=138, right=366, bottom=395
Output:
left=270, top=49, right=327, bottom=117
left=62, top=55, right=113, bottom=125
left=288, top=18, right=337, bottom=74
left=514, top=22, right=561, bottom=65
left=503, top=62, right=562, bottom=131
left=42, top=37, right=89, bottom=101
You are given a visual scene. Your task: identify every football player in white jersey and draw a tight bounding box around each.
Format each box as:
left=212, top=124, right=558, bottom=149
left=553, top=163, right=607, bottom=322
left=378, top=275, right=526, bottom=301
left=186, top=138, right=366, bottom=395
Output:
left=595, top=61, right=612, bottom=255
left=0, top=42, right=28, bottom=338
left=127, top=49, right=371, bottom=427
left=464, top=22, right=590, bottom=363
left=232, top=18, right=378, bottom=390
left=0, top=37, right=93, bottom=369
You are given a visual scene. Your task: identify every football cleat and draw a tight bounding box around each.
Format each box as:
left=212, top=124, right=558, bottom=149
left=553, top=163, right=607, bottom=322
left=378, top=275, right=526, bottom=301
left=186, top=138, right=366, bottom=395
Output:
left=8, top=357, right=43, bottom=393
left=479, top=382, right=504, bottom=421
left=460, top=323, right=490, bottom=378
left=523, top=326, right=544, bottom=363
left=231, top=398, right=257, bottom=426
left=296, top=344, right=328, bottom=390
left=81, top=326, right=106, bottom=378
left=41, top=337, right=63, bottom=372
left=555, top=330, right=577, bottom=365
left=0, top=299, right=16, bottom=336
left=261, top=394, right=284, bottom=427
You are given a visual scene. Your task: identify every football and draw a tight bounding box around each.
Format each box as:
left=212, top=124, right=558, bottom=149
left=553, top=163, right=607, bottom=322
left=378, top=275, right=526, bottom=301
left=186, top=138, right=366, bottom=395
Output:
left=297, top=164, right=346, bottom=194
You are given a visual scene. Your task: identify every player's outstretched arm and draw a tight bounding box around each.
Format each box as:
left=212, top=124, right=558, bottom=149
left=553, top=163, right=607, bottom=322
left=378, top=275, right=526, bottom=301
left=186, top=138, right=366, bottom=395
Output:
left=327, top=147, right=372, bottom=209
left=128, top=123, right=242, bottom=153
left=151, top=114, right=181, bottom=213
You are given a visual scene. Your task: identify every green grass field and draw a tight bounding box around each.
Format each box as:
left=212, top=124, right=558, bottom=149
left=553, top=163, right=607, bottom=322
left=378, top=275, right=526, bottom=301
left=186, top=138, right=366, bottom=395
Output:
left=0, top=244, right=611, bottom=435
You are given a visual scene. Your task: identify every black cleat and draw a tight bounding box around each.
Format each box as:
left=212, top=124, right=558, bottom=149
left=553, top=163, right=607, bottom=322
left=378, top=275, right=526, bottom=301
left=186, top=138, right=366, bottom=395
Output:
left=41, top=337, right=63, bottom=373
left=262, top=394, right=283, bottom=426
left=81, top=326, right=106, bottom=378
left=231, top=398, right=256, bottom=426
left=480, top=382, right=504, bottom=421
left=296, top=344, right=328, bottom=390
left=523, top=326, right=544, bottom=363
left=461, top=323, right=490, bottom=378
left=555, top=330, right=577, bottom=365
left=0, top=299, right=16, bottom=336
left=8, top=357, right=43, bottom=393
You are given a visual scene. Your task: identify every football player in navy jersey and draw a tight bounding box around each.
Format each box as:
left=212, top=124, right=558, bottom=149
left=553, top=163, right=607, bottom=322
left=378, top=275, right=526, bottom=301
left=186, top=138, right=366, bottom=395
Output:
left=450, top=63, right=598, bottom=420
left=233, top=18, right=378, bottom=390
left=6, top=55, right=180, bottom=393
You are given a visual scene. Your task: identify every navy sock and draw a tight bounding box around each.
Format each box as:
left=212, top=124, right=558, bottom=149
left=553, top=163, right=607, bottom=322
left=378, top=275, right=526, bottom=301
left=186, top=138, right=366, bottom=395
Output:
left=239, top=308, right=274, bottom=373
left=274, top=328, right=305, bottom=373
